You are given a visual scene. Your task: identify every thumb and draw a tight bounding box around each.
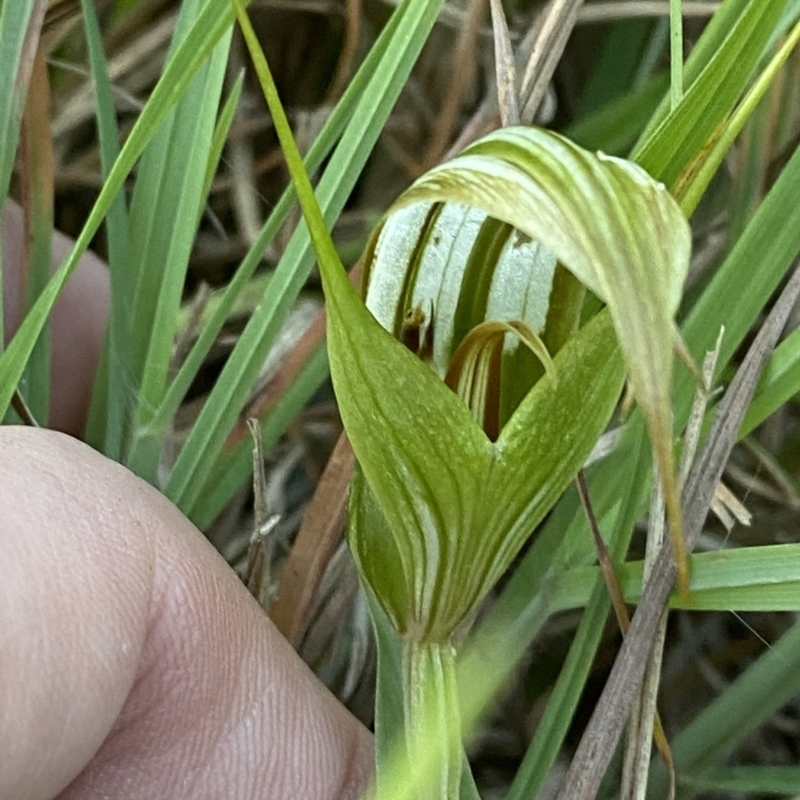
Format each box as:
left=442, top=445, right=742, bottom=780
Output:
left=0, top=427, right=373, bottom=800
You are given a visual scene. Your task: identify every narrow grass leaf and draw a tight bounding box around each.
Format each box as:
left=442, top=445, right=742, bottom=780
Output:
left=649, top=620, right=800, bottom=795
left=0, top=0, right=236, bottom=420
left=0, top=0, right=39, bottom=215
left=125, top=2, right=233, bottom=480
left=166, top=0, right=449, bottom=517
left=683, top=766, right=800, bottom=795
left=680, top=15, right=800, bottom=214
left=142, top=1, right=409, bottom=466
left=635, top=0, right=790, bottom=190
left=568, top=73, right=669, bottom=155
left=741, top=323, right=800, bottom=437
left=199, top=71, right=244, bottom=223
left=633, top=0, right=780, bottom=153
left=79, top=0, right=131, bottom=455
left=680, top=140, right=800, bottom=413
left=549, top=544, right=800, bottom=613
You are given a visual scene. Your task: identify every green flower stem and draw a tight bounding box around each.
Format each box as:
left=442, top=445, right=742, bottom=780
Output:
left=402, top=639, right=462, bottom=800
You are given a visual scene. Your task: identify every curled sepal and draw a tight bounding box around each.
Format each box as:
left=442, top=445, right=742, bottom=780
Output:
left=395, top=126, right=693, bottom=590
left=445, top=320, right=556, bottom=441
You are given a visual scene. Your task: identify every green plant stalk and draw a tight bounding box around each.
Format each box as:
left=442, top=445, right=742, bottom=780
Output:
left=167, top=0, right=448, bottom=518
left=403, top=640, right=461, bottom=800
left=670, top=0, right=683, bottom=110
left=228, top=0, right=341, bottom=300
left=79, top=0, right=131, bottom=456
left=232, top=3, right=467, bottom=795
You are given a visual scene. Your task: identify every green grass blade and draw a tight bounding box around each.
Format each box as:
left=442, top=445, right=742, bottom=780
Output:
left=165, top=0, right=448, bottom=517
left=125, top=9, right=233, bottom=480
left=635, top=0, right=790, bottom=190
left=129, top=0, right=407, bottom=460
left=566, top=72, right=669, bottom=155
left=634, top=0, right=753, bottom=148
left=680, top=15, right=800, bottom=214
left=740, top=323, right=800, bottom=437
left=0, top=0, right=236, bottom=420
left=549, top=544, right=800, bottom=613
left=0, top=0, right=35, bottom=206
left=684, top=766, right=800, bottom=795
left=574, top=18, right=653, bottom=118
left=679, top=140, right=800, bottom=405
left=649, top=619, right=800, bottom=794
left=79, top=0, right=131, bottom=455
left=0, top=0, right=37, bottom=341
left=669, top=0, right=683, bottom=109
left=199, top=70, right=244, bottom=223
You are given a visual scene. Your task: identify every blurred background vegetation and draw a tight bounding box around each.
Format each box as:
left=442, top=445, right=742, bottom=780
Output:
left=8, top=0, right=800, bottom=796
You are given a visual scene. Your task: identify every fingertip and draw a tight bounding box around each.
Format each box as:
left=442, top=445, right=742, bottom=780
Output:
left=0, top=427, right=373, bottom=800
left=2, top=200, right=110, bottom=436
left=0, top=427, right=154, bottom=800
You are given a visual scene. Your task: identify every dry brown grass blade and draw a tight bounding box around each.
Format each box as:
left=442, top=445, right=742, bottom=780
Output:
left=14, top=0, right=48, bottom=103
left=518, top=0, right=585, bottom=124
left=446, top=0, right=584, bottom=155
left=258, top=263, right=362, bottom=647
left=488, top=0, right=519, bottom=126
left=576, top=470, right=675, bottom=795
left=269, top=432, right=354, bottom=648
left=554, top=262, right=800, bottom=800
left=20, top=43, right=55, bottom=264
left=244, top=418, right=280, bottom=609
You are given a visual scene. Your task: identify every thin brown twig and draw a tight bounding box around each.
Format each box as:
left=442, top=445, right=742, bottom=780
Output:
left=554, top=263, right=800, bottom=800
left=421, top=0, right=485, bottom=172
left=324, top=0, right=362, bottom=104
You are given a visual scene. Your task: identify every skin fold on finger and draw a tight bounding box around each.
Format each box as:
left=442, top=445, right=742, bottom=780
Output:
left=1, top=200, right=110, bottom=436
left=0, top=427, right=373, bottom=800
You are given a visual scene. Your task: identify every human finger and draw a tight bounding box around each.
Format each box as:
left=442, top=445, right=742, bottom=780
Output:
left=1, top=200, right=109, bottom=436
left=0, top=427, right=373, bottom=800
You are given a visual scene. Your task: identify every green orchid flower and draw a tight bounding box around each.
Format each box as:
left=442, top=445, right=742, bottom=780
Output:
left=344, top=128, right=690, bottom=645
